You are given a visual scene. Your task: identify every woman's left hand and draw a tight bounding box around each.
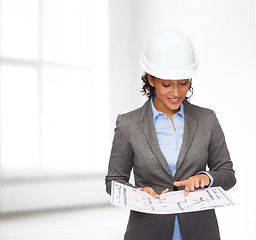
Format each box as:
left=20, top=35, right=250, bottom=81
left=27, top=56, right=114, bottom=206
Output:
left=173, top=174, right=210, bottom=195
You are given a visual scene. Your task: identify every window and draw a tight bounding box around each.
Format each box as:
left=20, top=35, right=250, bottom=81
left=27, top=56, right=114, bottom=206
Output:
left=0, top=0, right=110, bottom=177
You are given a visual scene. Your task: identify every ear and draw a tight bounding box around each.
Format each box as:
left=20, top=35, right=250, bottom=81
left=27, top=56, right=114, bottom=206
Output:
left=147, top=74, right=155, bottom=87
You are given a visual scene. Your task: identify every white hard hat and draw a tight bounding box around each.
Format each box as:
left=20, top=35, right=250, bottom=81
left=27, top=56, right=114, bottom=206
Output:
left=139, top=29, right=199, bottom=80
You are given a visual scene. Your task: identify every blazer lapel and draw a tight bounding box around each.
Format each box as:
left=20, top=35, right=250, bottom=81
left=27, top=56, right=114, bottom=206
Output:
left=175, top=100, right=198, bottom=177
left=138, top=99, right=175, bottom=180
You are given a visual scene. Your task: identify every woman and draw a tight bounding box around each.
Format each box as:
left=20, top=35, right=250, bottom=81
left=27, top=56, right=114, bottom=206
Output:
left=105, top=29, right=236, bottom=240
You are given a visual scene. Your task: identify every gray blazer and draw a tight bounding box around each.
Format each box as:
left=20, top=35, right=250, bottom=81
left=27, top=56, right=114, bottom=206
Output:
left=105, top=99, right=236, bottom=240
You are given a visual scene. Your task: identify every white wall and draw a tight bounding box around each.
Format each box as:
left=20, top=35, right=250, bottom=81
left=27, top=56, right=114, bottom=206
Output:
left=0, top=175, right=109, bottom=214
left=108, top=0, right=136, bottom=128
left=0, top=0, right=111, bottom=214
left=108, top=0, right=256, bottom=239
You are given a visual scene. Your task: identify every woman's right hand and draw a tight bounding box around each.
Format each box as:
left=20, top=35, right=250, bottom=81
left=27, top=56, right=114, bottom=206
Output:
left=140, top=187, right=169, bottom=199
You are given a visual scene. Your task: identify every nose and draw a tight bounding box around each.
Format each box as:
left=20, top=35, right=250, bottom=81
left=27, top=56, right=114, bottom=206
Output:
left=170, top=84, right=180, bottom=97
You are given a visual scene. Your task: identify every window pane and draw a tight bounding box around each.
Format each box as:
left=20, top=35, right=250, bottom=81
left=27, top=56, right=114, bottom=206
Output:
left=0, top=0, right=39, bottom=60
left=42, top=0, right=89, bottom=65
left=0, top=65, right=40, bottom=170
left=41, top=67, right=90, bottom=173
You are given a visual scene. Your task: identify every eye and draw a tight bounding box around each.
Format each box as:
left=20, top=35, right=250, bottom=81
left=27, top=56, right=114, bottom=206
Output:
left=163, top=84, right=171, bottom=87
left=180, top=81, right=188, bottom=86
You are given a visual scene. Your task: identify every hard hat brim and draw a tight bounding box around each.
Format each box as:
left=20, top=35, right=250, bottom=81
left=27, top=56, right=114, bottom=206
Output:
left=139, top=56, right=199, bottom=80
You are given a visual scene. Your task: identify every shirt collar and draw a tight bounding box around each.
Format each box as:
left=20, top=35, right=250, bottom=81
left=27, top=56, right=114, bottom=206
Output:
left=150, top=95, right=185, bottom=121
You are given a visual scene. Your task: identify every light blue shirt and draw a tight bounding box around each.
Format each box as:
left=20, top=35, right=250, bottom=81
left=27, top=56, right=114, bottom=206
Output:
left=151, top=98, right=184, bottom=177
left=150, top=97, right=213, bottom=240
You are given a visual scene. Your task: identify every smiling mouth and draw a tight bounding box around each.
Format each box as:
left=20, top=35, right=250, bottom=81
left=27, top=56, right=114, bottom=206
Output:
left=168, top=97, right=181, bottom=103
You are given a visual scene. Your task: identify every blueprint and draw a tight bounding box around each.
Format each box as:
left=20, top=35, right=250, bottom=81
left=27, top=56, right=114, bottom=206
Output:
left=111, top=181, right=234, bottom=214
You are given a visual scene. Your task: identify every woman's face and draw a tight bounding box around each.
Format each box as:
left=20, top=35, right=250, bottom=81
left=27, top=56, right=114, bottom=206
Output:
left=148, top=74, right=190, bottom=117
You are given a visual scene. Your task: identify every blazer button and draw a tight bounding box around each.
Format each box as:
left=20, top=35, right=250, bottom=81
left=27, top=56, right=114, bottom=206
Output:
left=173, top=186, right=178, bottom=191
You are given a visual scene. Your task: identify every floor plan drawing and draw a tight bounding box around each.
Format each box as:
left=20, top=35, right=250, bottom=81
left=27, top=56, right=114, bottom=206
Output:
left=111, top=181, right=234, bottom=214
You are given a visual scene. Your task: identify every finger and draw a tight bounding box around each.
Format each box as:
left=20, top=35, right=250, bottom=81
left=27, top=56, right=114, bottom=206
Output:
left=149, top=189, right=160, bottom=199
left=184, top=179, right=195, bottom=195
left=200, top=179, right=206, bottom=188
left=205, top=177, right=210, bottom=186
left=194, top=178, right=200, bottom=189
left=189, top=179, right=195, bottom=192
left=160, top=188, right=169, bottom=195
left=141, top=187, right=160, bottom=198
left=173, top=180, right=187, bottom=187
left=184, top=182, right=191, bottom=195
left=199, top=174, right=210, bottom=188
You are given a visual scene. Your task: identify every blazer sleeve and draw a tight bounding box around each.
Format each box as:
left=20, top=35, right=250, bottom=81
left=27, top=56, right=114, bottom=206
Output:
left=105, top=114, right=135, bottom=195
left=207, top=110, right=236, bottom=190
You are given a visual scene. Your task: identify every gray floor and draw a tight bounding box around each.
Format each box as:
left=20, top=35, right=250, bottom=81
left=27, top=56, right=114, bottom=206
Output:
left=0, top=205, right=129, bottom=240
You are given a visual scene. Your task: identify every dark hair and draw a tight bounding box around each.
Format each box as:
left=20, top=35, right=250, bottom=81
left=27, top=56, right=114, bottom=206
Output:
left=140, top=73, right=194, bottom=100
